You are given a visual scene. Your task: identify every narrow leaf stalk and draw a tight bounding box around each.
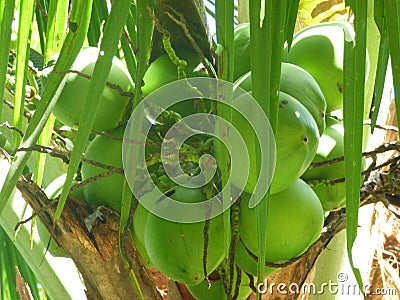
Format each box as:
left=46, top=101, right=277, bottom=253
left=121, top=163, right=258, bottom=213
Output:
left=343, top=0, right=368, bottom=293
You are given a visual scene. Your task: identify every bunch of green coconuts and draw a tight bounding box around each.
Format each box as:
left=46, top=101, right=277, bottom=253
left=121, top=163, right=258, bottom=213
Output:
left=22, top=21, right=369, bottom=299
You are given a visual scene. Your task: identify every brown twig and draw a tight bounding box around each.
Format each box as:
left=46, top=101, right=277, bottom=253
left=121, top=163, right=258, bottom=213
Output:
left=202, top=204, right=212, bottom=286
left=14, top=145, right=125, bottom=173
left=70, top=169, right=124, bottom=192
left=3, top=99, right=32, bottom=121
left=123, top=30, right=137, bottom=54
left=232, top=265, right=241, bottom=300
left=307, top=155, right=400, bottom=187
left=52, top=69, right=134, bottom=99
left=14, top=214, right=37, bottom=232
left=228, top=203, right=240, bottom=298
left=15, top=145, right=69, bottom=163
left=363, top=120, right=399, bottom=133
left=91, top=130, right=125, bottom=141
left=322, top=155, right=400, bottom=187
left=147, top=5, right=169, bottom=36
left=1, top=121, right=24, bottom=138
left=310, top=141, right=400, bottom=169
left=247, top=271, right=257, bottom=293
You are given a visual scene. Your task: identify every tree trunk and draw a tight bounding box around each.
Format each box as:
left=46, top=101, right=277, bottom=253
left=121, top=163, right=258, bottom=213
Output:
left=13, top=167, right=162, bottom=300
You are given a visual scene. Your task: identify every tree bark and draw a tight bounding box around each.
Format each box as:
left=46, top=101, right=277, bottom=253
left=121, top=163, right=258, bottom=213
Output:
left=14, top=171, right=162, bottom=300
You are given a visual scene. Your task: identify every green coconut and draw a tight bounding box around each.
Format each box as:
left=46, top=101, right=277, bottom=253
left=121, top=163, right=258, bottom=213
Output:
left=144, top=187, right=229, bottom=285
left=217, top=91, right=319, bottom=195
left=302, top=117, right=365, bottom=211
left=283, top=22, right=362, bottom=112
left=44, top=47, right=134, bottom=131
left=142, top=50, right=208, bottom=116
left=81, top=126, right=126, bottom=213
left=240, top=179, right=324, bottom=263
left=236, top=62, right=327, bottom=135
